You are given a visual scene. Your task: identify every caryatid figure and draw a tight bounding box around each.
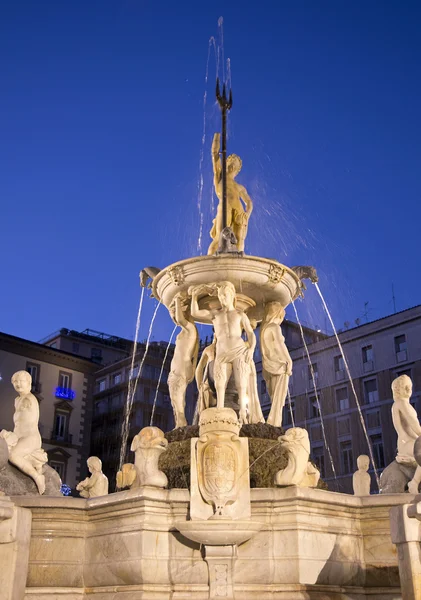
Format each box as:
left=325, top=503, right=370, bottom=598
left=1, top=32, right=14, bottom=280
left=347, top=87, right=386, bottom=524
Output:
left=260, top=302, right=292, bottom=427
left=0, top=370, right=48, bottom=494
left=168, top=293, right=199, bottom=428
left=190, top=281, right=255, bottom=424
left=391, top=374, right=421, bottom=494
left=208, top=132, right=253, bottom=255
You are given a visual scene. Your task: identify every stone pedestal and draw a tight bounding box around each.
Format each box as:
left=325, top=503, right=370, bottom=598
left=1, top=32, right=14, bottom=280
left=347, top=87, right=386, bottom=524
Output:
left=390, top=502, right=421, bottom=600
left=204, top=545, right=237, bottom=600
left=0, top=495, right=32, bottom=600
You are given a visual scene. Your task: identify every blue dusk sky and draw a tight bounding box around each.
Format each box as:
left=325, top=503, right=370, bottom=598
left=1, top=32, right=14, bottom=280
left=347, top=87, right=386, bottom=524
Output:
left=1, top=1, right=421, bottom=345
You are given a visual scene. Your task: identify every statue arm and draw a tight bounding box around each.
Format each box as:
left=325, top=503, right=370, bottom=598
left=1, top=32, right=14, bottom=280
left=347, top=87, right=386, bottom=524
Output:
left=212, top=133, right=222, bottom=184
left=239, top=185, right=253, bottom=215
left=190, top=289, right=212, bottom=321
left=242, top=312, right=256, bottom=354
left=174, top=295, right=189, bottom=329
left=272, top=326, right=293, bottom=373
left=195, top=350, right=208, bottom=389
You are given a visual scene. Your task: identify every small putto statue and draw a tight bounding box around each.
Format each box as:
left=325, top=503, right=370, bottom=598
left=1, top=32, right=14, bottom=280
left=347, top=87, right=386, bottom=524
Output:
left=208, top=132, right=253, bottom=254
left=392, top=374, right=421, bottom=494
left=0, top=371, right=47, bottom=494
left=353, top=455, right=371, bottom=496
left=275, top=428, right=320, bottom=488
left=117, top=427, right=168, bottom=490
left=260, top=301, right=292, bottom=427
left=76, top=456, right=109, bottom=498
left=190, top=281, right=263, bottom=424
left=168, top=293, right=199, bottom=428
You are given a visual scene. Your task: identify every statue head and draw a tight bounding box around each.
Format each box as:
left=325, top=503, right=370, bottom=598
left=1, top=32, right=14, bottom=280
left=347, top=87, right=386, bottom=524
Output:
left=263, top=301, right=285, bottom=325
left=392, top=374, right=412, bottom=402
left=357, top=454, right=370, bottom=472
left=216, top=281, right=237, bottom=309
left=11, top=370, right=32, bottom=395
left=227, top=154, right=242, bottom=177
left=87, top=456, right=102, bottom=474
left=131, top=426, right=168, bottom=452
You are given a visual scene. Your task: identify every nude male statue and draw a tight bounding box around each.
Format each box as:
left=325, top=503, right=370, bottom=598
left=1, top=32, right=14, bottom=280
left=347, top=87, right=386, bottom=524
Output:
left=208, top=132, right=253, bottom=255
left=0, top=371, right=47, bottom=494
left=391, top=374, right=421, bottom=494
left=190, top=281, right=255, bottom=424
left=260, top=302, right=293, bottom=427
left=168, top=293, right=199, bottom=428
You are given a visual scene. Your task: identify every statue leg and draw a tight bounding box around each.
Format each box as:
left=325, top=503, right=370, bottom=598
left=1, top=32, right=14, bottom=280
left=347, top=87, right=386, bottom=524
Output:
left=8, top=450, right=46, bottom=494
left=232, top=358, right=250, bottom=425
left=168, top=372, right=188, bottom=429
left=408, top=465, right=421, bottom=494
left=267, top=374, right=288, bottom=428
left=214, top=362, right=230, bottom=410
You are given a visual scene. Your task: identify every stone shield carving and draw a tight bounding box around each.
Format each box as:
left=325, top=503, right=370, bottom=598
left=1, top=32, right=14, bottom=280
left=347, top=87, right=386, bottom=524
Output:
left=197, top=434, right=241, bottom=517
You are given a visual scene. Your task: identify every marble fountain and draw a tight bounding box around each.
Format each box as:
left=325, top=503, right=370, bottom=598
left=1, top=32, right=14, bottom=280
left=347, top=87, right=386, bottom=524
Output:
left=2, top=79, right=421, bottom=600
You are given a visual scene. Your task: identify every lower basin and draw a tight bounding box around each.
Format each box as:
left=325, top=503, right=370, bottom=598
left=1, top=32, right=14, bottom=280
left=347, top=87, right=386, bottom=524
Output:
left=175, top=518, right=263, bottom=546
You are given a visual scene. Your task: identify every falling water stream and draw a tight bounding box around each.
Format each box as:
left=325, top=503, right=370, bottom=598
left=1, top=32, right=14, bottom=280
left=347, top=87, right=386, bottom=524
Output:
left=291, top=299, right=339, bottom=484
left=314, top=283, right=380, bottom=490
left=118, top=301, right=161, bottom=473
left=286, top=387, right=295, bottom=427
left=125, top=287, right=145, bottom=407
left=150, top=325, right=177, bottom=426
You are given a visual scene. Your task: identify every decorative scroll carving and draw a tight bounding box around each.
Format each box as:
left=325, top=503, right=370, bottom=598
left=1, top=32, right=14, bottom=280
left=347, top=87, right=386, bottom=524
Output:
left=168, top=266, right=185, bottom=286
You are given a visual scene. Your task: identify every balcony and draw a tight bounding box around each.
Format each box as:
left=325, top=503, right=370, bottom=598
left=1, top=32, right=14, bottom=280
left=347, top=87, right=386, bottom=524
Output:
left=50, top=431, right=73, bottom=444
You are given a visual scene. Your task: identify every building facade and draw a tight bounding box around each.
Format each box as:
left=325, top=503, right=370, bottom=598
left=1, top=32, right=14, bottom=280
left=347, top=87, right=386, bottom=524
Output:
left=90, top=341, right=195, bottom=485
left=0, top=332, right=98, bottom=489
left=279, top=305, right=421, bottom=494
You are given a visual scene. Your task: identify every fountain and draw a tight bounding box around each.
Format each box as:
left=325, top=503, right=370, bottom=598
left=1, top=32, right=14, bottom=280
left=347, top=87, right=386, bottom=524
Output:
left=0, top=72, right=418, bottom=600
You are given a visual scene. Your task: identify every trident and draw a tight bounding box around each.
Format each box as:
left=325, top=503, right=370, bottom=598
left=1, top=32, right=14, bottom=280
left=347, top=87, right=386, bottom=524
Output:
left=216, top=77, right=233, bottom=231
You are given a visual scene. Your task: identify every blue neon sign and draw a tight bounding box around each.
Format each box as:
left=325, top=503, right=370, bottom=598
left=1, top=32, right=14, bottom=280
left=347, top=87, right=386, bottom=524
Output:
left=55, top=387, right=76, bottom=400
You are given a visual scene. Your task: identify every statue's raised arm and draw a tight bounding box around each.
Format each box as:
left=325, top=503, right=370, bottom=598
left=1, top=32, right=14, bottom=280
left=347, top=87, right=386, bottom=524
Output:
left=212, top=133, right=222, bottom=187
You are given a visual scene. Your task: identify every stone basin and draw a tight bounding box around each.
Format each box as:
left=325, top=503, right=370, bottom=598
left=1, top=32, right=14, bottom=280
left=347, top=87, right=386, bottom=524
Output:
left=152, top=254, right=301, bottom=323
left=175, top=518, right=263, bottom=546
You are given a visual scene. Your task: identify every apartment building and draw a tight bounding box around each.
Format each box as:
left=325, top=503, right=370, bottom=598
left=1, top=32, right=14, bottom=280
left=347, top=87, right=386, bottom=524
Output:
left=89, top=341, right=195, bottom=483
left=280, top=305, right=421, bottom=494
left=0, top=331, right=98, bottom=488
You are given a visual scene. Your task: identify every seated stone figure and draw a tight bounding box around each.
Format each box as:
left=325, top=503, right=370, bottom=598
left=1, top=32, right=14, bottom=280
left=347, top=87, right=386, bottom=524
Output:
left=76, top=456, right=109, bottom=498
left=380, top=374, right=421, bottom=494
left=0, top=371, right=47, bottom=495
left=117, top=427, right=168, bottom=489
left=353, top=455, right=371, bottom=496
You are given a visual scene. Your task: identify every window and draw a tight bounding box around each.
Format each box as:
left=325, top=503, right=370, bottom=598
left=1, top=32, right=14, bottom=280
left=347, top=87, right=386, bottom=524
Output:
left=336, top=387, right=349, bottom=411
left=337, top=417, right=350, bottom=435
left=53, top=413, right=68, bottom=440
left=59, top=372, right=71, bottom=389
left=91, top=348, right=103, bottom=363
left=364, top=379, right=378, bottom=404
left=144, top=387, right=150, bottom=403
left=113, top=372, right=122, bottom=386
left=370, top=434, right=385, bottom=469
left=95, top=398, right=108, bottom=415
left=395, top=335, right=408, bottom=362
left=309, top=396, right=319, bottom=419
left=72, top=342, right=80, bottom=354
left=362, top=345, right=374, bottom=372
left=310, top=424, right=322, bottom=442
left=366, top=410, right=381, bottom=430
left=334, top=355, right=345, bottom=372
left=312, top=446, right=325, bottom=478
left=129, top=365, right=139, bottom=379
left=111, top=394, right=123, bottom=409
left=98, top=379, right=106, bottom=392
left=26, top=363, right=39, bottom=383
left=260, top=379, right=267, bottom=395
left=154, top=414, right=166, bottom=429
left=340, top=441, right=354, bottom=475
left=50, top=461, right=65, bottom=480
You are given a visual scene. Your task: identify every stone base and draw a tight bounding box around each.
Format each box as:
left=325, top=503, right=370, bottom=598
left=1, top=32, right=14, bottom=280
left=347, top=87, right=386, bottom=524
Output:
left=7, top=487, right=411, bottom=599
left=0, top=462, right=62, bottom=497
